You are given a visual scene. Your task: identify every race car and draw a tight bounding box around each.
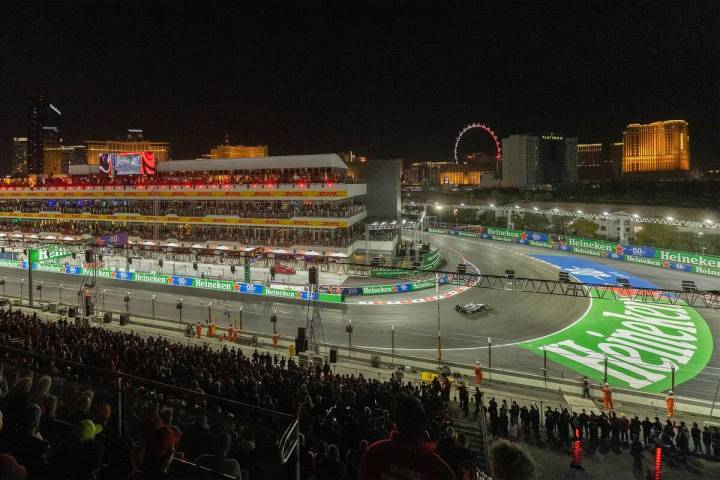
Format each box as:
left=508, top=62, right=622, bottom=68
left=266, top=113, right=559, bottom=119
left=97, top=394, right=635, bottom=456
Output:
left=273, top=264, right=296, bottom=275
left=455, top=302, right=493, bottom=314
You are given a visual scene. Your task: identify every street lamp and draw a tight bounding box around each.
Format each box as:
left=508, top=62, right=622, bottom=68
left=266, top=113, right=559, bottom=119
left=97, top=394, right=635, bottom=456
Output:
left=270, top=309, right=278, bottom=333
left=345, top=320, right=353, bottom=359
left=176, top=298, right=183, bottom=326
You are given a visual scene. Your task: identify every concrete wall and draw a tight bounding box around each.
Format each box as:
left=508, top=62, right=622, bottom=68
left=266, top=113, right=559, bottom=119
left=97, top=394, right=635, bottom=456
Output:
left=366, top=159, right=401, bottom=220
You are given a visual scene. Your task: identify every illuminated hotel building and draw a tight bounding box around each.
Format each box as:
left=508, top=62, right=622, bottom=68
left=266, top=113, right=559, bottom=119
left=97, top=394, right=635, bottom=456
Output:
left=86, top=139, right=170, bottom=165
left=209, top=144, right=268, bottom=159
left=622, top=120, right=690, bottom=173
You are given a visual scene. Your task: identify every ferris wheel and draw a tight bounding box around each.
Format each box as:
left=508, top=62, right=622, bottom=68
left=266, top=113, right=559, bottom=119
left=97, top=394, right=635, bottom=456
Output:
left=454, top=123, right=502, bottom=166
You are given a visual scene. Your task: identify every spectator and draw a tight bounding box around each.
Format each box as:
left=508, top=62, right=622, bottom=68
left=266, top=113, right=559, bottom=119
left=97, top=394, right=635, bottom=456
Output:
left=316, top=444, right=348, bottom=480
left=52, top=419, right=106, bottom=479
left=5, top=403, right=51, bottom=478
left=195, top=433, right=241, bottom=479
left=359, top=394, right=455, bottom=480
left=0, top=453, right=27, bottom=480
left=488, top=439, right=536, bottom=480
left=137, top=426, right=176, bottom=479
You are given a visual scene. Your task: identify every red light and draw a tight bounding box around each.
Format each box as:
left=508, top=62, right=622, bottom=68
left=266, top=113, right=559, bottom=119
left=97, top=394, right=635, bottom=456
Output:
left=327, top=182, right=333, bottom=187
left=654, top=447, right=662, bottom=480
left=298, top=183, right=305, bottom=188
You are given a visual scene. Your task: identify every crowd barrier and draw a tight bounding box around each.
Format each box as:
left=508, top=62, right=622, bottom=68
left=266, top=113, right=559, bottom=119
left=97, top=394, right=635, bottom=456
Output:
left=0, top=258, right=344, bottom=304
left=428, top=227, right=720, bottom=279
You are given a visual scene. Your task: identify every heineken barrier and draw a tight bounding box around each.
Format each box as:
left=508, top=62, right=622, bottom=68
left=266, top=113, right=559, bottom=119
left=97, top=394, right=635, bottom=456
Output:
left=431, top=226, right=720, bottom=278
left=420, top=248, right=441, bottom=270
left=344, top=275, right=449, bottom=296
left=0, top=262, right=343, bottom=303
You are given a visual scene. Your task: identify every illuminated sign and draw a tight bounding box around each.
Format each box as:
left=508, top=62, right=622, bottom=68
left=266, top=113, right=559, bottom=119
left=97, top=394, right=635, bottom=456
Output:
left=99, top=152, right=156, bottom=175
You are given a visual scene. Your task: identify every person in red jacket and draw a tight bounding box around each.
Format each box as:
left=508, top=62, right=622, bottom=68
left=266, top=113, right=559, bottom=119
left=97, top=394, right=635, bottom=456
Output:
left=359, top=394, right=455, bottom=480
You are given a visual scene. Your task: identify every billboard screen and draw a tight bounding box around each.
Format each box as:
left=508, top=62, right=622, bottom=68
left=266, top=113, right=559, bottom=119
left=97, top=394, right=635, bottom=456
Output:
left=98, top=152, right=156, bottom=175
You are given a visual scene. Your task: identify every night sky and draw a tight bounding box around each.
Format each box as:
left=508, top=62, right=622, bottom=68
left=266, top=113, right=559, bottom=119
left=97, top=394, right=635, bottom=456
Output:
left=1, top=1, right=718, bottom=167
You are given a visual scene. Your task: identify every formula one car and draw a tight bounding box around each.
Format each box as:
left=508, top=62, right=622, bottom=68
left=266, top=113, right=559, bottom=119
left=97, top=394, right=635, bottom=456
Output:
left=455, top=302, right=493, bottom=314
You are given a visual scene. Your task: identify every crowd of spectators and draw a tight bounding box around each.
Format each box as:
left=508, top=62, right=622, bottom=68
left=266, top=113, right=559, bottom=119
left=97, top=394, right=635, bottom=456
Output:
left=483, top=396, right=720, bottom=472
left=2, top=169, right=358, bottom=191
left=0, top=307, right=507, bottom=479
left=0, top=200, right=365, bottom=220
left=0, top=222, right=365, bottom=249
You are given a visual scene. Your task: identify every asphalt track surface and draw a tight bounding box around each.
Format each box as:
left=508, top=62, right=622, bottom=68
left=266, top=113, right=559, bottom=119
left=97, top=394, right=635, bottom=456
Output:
left=1, top=233, right=719, bottom=400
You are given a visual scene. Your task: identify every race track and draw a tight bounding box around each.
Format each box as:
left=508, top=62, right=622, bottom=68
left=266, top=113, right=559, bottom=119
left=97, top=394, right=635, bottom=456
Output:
left=2, top=232, right=719, bottom=400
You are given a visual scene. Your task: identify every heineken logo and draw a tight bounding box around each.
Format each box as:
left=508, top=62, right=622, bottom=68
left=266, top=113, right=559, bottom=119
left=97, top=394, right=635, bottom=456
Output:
left=362, top=285, right=395, bottom=295
left=196, top=278, right=234, bottom=291
left=524, top=298, right=712, bottom=392
left=567, top=237, right=615, bottom=252
left=265, top=288, right=300, bottom=298
left=659, top=250, right=720, bottom=268
left=135, top=272, right=168, bottom=284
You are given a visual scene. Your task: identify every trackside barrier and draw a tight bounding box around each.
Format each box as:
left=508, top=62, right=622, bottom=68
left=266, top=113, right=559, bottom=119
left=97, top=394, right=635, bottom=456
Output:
left=0, top=259, right=343, bottom=304
left=426, top=227, right=720, bottom=279
left=339, top=275, right=449, bottom=296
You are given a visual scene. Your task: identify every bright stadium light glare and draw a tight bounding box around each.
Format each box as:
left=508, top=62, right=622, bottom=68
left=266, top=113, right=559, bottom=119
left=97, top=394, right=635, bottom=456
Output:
left=489, top=203, right=495, bottom=208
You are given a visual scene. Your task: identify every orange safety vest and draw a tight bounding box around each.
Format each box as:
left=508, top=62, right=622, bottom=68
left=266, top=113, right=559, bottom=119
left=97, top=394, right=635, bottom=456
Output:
left=603, top=387, right=613, bottom=409
left=272, top=332, right=279, bottom=348
left=195, top=323, right=202, bottom=338
left=208, top=323, right=216, bottom=337
left=666, top=396, right=675, bottom=417
left=228, top=326, right=235, bottom=342
left=475, top=365, right=483, bottom=384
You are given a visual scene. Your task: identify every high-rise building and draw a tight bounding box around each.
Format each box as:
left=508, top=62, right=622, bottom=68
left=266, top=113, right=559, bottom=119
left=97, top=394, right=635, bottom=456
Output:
left=539, top=135, right=577, bottom=185
left=11, top=137, right=28, bottom=176
left=502, top=134, right=577, bottom=187
left=501, top=135, right=539, bottom=188
left=577, top=142, right=624, bottom=182
left=27, top=96, right=62, bottom=174
left=127, top=129, right=144, bottom=141
left=622, top=120, right=690, bottom=174
left=43, top=144, right=86, bottom=175
left=86, top=138, right=170, bottom=165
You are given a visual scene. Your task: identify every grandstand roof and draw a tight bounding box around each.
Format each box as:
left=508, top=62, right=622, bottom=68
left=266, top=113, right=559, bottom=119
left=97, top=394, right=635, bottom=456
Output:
left=69, top=154, right=347, bottom=175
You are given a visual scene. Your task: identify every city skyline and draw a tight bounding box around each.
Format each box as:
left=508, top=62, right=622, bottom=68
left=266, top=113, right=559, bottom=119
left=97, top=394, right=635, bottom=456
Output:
left=0, top=1, right=717, bottom=168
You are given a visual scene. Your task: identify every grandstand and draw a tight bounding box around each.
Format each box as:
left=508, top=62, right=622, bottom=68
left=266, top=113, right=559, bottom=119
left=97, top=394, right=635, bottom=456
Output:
left=0, top=155, right=369, bottom=255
